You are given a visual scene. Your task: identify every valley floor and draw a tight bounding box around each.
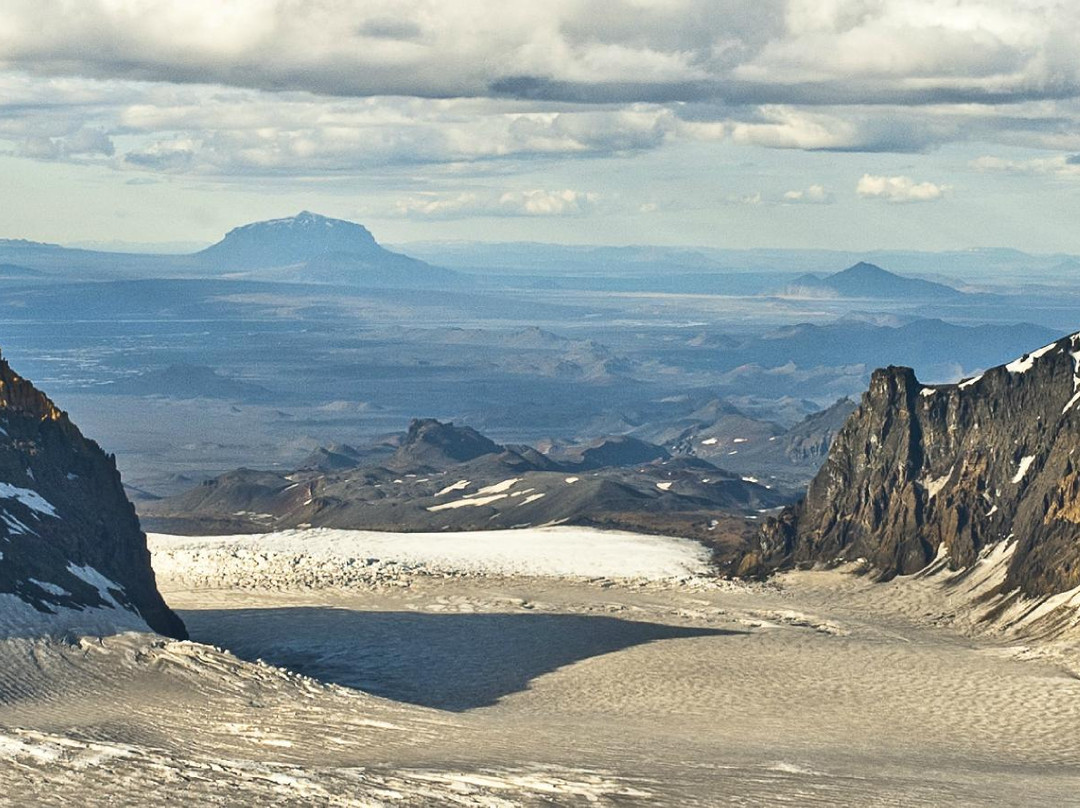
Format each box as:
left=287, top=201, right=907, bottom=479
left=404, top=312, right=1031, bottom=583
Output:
left=2, top=530, right=1080, bottom=805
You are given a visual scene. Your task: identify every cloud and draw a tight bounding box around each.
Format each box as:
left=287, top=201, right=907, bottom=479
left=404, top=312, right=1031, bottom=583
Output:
left=971, top=154, right=1080, bottom=177
left=394, top=189, right=601, bottom=219
left=782, top=184, right=833, bottom=204
left=0, top=1, right=1078, bottom=183
left=15, top=126, right=114, bottom=160
left=0, top=1, right=1076, bottom=108
left=856, top=174, right=949, bottom=203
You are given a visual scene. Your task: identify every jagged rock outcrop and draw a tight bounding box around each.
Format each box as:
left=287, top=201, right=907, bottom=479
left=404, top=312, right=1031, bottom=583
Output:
left=0, top=352, right=185, bottom=638
left=394, top=419, right=503, bottom=467
left=745, top=332, right=1080, bottom=600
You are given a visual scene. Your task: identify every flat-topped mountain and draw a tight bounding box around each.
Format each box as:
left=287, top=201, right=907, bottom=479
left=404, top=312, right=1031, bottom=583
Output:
left=0, top=352, right=185, bottom=639
left=744, top=330, right=1080, bottom=604
left=780, top=262, right=963, bottom=300
left=197, top=211, right=381, bottom=268
left=195, top=211, right=462, bottom=287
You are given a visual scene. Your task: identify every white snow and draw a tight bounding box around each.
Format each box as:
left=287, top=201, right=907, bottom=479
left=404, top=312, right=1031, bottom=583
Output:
left=920, top=387, right=936, bottom=398
left=700, top=438, right=718, bottom=446
left=28, top=580, right=68, bottom=597
left=435, top=480, right=470, bottom=497
left=427, top=493, right=509, bottom=512
left=959, top=375, right=983, bottom=390
left=1063, top=339, right=1080, bottom=415
left=476, top=478, right=520, bottom=495
left=0, top=512, right=34, bottom=536
left=986, top=505, right=999, bottom=516
left=656, top=481, right=674, bottom=491
left=0, top=484, right=58, bottom=518
left=518, top=493, right=546, bottom=506
left=149, top=526, right=714, bottom=582
left=67, top=564, right=127, bottom=609
left=742, top=476, right=760, bottom=484
left=1006, top=341, right=1058, bottom=374
left=564, top=477, right=579, bottom=484
left=733, top=438, right=748, bottom=444
left=0, top=564, right=144, bottom=640
left=1011, top=455, right=1036, bottom=484
left=0, top=593, right=148, bottom=640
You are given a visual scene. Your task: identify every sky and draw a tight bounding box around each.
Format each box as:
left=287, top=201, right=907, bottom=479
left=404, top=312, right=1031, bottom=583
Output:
left=1, top=0, right=1080, bottom=252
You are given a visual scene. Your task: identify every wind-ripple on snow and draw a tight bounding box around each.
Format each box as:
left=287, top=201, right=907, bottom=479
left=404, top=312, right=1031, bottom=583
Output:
left=148, top=526, right=713, bottom=586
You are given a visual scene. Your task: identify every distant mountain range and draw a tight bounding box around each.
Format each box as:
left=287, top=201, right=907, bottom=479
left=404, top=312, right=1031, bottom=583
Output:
left=141, top=418, right=786, bottom=538
left=778, top=262, right=964, bottom=300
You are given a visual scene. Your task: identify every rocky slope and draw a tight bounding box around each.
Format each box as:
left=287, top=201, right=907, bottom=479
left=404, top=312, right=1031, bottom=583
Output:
left=744, top=332, right=1080, bottom=601
left=0, top=351, right=184, bottom=638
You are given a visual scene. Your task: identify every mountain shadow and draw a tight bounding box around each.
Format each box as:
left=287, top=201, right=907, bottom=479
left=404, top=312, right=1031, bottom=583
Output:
left=179, top=607, right=740, bottom=711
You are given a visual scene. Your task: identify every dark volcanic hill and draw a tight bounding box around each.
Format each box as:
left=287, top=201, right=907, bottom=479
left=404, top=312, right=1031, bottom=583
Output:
left=0, top=352, right=185, bottom=638
left=142, top=420, right=786, bottom=538
left=195, top=211, right=461, bottom=288
left=742, top=331, right=1080, bottom=602
left=781, top=262, right=963, bottom=300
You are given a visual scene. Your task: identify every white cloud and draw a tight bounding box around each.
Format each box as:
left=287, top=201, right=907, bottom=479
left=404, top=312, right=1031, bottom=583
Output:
left=782, top=184, right=833, bottom=204
left=0, top=1, right=1077, bottom=185
left=394, top=188, right=601, bottom=219
left=971, top=154, right=1080, bottom=177
left=856, top=174, right=949, bottom=203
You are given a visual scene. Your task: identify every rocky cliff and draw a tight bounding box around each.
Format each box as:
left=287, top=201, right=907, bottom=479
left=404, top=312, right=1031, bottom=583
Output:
left=746, top=332, right=1080, bottom=600
left=0, top=352, right=185, bottom=638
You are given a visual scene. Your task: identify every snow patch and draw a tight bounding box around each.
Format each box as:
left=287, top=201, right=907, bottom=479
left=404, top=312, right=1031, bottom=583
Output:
left=655, top=481, right=674, bottom=491
left=920, top=387, right=937, bottom=398
left=563, top=477, right=579, bottom=484
left=958, top=375, right=983, bottom=390
left=427, top=493, right=509, bottom=512
left=67, top=564, right=126, bottom=609
left=700, top=438, right=718, bottom=446
left=435, top=480, right=470, bottom=497
left=1011, top=455, right=1036, bottom=484
left=1006, top=341, right=1058, bottom=374
left=29, top=579, right=69, bottom=597
left=476, top=478, right=520, bottom=496
left=0, top=483, right=58, bottom=518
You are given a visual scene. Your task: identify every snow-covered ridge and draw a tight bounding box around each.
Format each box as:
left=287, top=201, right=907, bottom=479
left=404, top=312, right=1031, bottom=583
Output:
left=937, top=332, right=1080, bottom=412
left=149, top=527, right=714, bottom=589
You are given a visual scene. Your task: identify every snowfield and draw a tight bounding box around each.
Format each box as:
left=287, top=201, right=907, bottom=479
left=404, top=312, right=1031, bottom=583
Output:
left=148, top=526, right=714, bottom=590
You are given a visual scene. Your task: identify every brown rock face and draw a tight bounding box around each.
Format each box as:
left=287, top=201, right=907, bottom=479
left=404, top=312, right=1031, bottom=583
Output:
left=0, top=352, right=185, bottom=638
left=752, top=333, right=1080, bottom=599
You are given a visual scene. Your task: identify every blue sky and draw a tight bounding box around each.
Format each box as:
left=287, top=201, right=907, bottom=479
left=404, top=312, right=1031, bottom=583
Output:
left=1, top=1, right=1079, bottom=252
